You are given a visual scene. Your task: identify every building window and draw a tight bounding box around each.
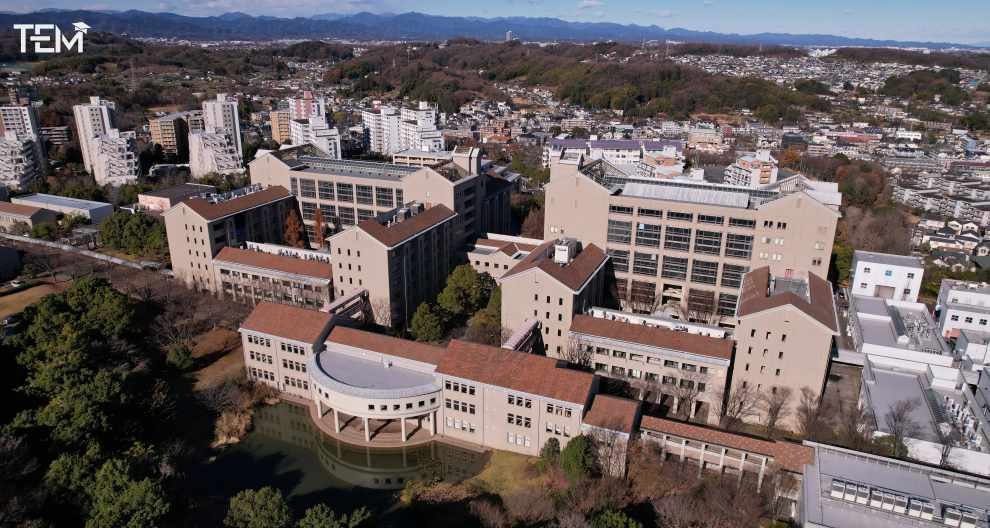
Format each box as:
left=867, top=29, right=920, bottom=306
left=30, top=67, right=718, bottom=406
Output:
left=633, top=252, right=658, bottom=276
left=608, top=249, right=630, bottom=273
left=318, top=180, right=334, bottom=200
left=690, top=260, right=718, bottom=285
left=301, top=201, right=316, bottom=221
left=356, top=185, right=374, bottom=205
left=694, top=230, right=723, bottom=255
left=637, top=207, right=662, bottom=218
left=664, top=227, right=692, bottom=251
left=661, top=256, right=688, bottom=280
left=299, top=179, right=316, bottom=198
left=630, top=281, right=656, bottom=308
left=717, top=293, right=738, bottom=316
left=635, top=223, right=662, bottom=248
left=375, top=187, right=394, bottom=208
left=721, top=264, right=749, bottom=288
left=725, top=234, right=753, bottom=259
left=667, top=211, right=693, bottom=222
left=608, top=205, right=633, bottom=215
left=336, top=183, right=354, bottom=202
left=728, top=217, right=756, bottom=229
left=607, top=220, right=632, bottom=244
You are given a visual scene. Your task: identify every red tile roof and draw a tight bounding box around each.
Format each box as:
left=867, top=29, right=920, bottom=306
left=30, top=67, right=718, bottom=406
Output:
left=438, top=340, right=595, bottom=405
left=214, top=247, right=332, bottom=280
left=327, top=326, right=446, bottom=365
left=639, top=415, right=814, bottom=473
left=0, top=201, right=44, bottom=217
left=240, top=302, right=333, bottom=343
left=357, top=205, right=456, bottom=248
left=501, top=241, right=608, bottom=291
left=570, top=315, right=733, bottom=360
left=736, top=267, right=838, bottom=332
left=182, top=186, right=292, bottom=222
left=583, top=394, right=641, bottom=434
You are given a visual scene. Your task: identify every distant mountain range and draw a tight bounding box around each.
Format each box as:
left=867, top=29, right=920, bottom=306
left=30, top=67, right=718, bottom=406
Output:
left=0, top=9, right=984, bottom=49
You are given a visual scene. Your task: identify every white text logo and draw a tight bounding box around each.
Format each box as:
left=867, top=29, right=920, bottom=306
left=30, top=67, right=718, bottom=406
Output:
left=14, top=22, right=90, bottom=54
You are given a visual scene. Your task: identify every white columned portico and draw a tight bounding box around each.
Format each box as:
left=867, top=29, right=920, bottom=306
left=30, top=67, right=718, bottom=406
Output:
left=400, top=417, right=407, bottom=442
left=363, top=417, right=370, bottom=443
left=430, top=411, right=436, bottom=436
left=333, top=408, right=340, bottom=433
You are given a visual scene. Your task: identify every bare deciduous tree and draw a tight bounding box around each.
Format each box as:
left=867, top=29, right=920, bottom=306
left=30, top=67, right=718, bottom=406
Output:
left=562, top=334, right=594, bottom=369
left=721, top=384, right=760, bottom=431
left=833, top=400, right=876, bottom=453
left=795, top=387, right=832, bottom=440
left=761, top=387, right=793, bottom=436
left=669, top=371, right=707, bottom=422
left=883, top=398, right=922, bottom=459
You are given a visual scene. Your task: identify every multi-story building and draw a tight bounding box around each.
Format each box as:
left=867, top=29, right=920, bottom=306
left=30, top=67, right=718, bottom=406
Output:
left=329, top=203, right=456, bottom=329
left=240, top=302, right=335, bottom=399
left=543, top=156, right=840, bottom=323
left=289, top=117, right=342, bottom=159
left=850, top=250, right=924, bottom=303
left=0, top=131, right=43, bottom=190
left=213, top=246, right=333, bottom=309
left=0, top=105, right=40, bottom=140
left=801, top=441, right=990, bottom=528
left=40, top=126, right=70, bottom=146
left=270, top=110, right=292, bottom=145
left=189, top=131, right=242, bottom=178
left=362, top=101, right=443, bottom=155
left=731, top=267, right=838, bottom=430
left=569, top=314, right=732, bottom=424
left=724, top=150, right=779, bottom=188
left=500, top=238, right=609, bottom=357
left=72, top=96, right=116, bottom=175
left=201, top=93, right=242, bottom=159
left=846, top=294, right=953, bottom=368
left=162, top=185, right=297, bottom=290
left=287, top=91, right=326, bottom=121
left=249, top=145, right=510, bottom=247
left=90, top=129, right=139, bottom=186
left=148, top=113, right=189, bottom=156
left=135, top=183, right=216, bottom=213
left=937, top=280, right=990, bottom=340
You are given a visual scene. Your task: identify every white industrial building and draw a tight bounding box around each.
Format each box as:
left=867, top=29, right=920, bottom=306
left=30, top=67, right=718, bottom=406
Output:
left=850, top=250, right=925, bottom=303
left=937, top=280, right=990, bottom=340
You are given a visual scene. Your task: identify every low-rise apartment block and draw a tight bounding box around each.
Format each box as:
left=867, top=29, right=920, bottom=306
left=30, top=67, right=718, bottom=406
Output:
left=500, top=238, right=609, bottom=357
left=213, top=246, right=333, bottom=309
left=569, top=314, right=732, bottom=424
left=163, top=185, right=297, bottom=289
left=544, top=156, right=840, bottom=323
left=0, top=201, right=56, bottom=232
left=731, top=267, right=838, bottom=430
left=329, top=203, right=456, bottom=329
left=850, top=250, right=924, bottom=303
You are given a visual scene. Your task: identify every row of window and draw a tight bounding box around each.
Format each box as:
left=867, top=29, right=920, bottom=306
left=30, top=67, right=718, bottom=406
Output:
left=610, top=251, right=750, bottom=288
left=507, top=394, right=533, bottom=408
left=282, top=342, right=306, bottom=355
left=248, top=367, right=275, bottom=381
left=608, top=207, right=756, bottom=229
left=445, top=380, right=477, bottom=395
left=591, top=363, right=709, bottom=392
left=290, top=178, right=403, bottom=208
left=607, top=221, right=755, bottom=260
left=365, top=397, right=438, bottom=412
left=545, top=422, right=573, bottom=437
left=507, top=413, right=533, bottom=428
left=546, top=404, right=574, bottom=418
left=249, top=351, right=273, bottom=364
left=282, top=359, right=307, bottom=373
left=589, top=345, right=710, bottom=373
left=507, top=432, right=532, bottom=448
left=616, top=280, right=740, bottom=317
left=446, top=417, right=477, bottom=434
left=949, top=314, right=989, bottom=326
left=284, top=376, right=309, bottom=390
left=446, top=398, right=476, bottom=414
left=246, top=334, right=272, bottom=347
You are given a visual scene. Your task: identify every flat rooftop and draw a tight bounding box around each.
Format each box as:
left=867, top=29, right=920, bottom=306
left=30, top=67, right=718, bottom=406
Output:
left=850, top=296, right=948, bottom=355
left=290, top=157, right=420, bottom=181
left=313, top=351, right=438, bottom=399
left=12, top=193, right=110, bottom=210
left=853, top=250, right=924, bottom=268
left=862, top=367, right=940, bottom=442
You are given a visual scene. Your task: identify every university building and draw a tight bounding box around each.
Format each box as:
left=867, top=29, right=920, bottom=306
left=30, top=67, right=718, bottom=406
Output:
left=543, top=155, right=840, bottom=324
left=213, top=246, right=333, bottom=309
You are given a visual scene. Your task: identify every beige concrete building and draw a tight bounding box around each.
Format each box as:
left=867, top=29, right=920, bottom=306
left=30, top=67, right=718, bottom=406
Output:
left=270, top=110, right=292, bottom=145
left=0, top=201, right=56, bottom=232
left=163, top=185, right=297, bottom=290
left=467, top=234, right=542, bottom=280
left=240, top=302, right=335, bottom=399
left=249, top=145, right=511, bottom=247
left=213, top=246, right=333, bottom=309
left=543, top=156, right=840, bottom=324
left=499, top=238, right=610, bottom=357
left=731, top=267, right=839, bottom=431
left=569, top=314, right=733, bottom=425
left=136, top=183, right=216, bottom=213
left=329, top=203, right=457, bottom=329
left=148, top=113, right=189, bottom=156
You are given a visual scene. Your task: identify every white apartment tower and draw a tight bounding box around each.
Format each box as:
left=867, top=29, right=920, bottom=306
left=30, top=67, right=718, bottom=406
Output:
left=189, top=131, right=242, bottom=178
left=287, top=91, right=326, bottom=121
left=724, top=150, right=779, bottom=188
left=202, top=93, right=242, bottom=159
left=0, top=131, right=43, bottom=190
left=72, top=96, right=116, bottom=175
left=289, top=117, right=342, bottom=160
left=91, top=129, right=139, bottom=186
left=362, top=101, right=444, bottom=155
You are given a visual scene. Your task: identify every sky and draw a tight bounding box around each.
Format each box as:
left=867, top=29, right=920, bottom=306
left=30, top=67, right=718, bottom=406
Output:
left=5, top=0, right=990, bottom=44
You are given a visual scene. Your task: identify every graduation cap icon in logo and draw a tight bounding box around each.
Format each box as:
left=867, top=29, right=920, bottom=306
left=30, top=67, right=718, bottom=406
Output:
left=72, top=22, right=91, bottom=34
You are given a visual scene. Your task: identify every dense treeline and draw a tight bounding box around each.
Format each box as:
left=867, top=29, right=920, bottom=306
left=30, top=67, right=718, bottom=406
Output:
left=332, top=41, right=827, bottom=120
left=881, top=69, right=968, bottom=106
left=100, top=211, right=168, bottom=258
left=830, top=47, right=990, bottom=72
left=670, top=42, right=804, bottom=58
left=275, top=41, right=354, bottom=61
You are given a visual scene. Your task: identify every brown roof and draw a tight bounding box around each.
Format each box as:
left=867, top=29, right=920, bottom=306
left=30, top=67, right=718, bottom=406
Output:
left=437, top=340, right=595, bottom=405
left=639, top=415, right=814, bottom=473
left=736, top=267, right=838, bottom=332
left=357, top=205, right=456, bottom=248
left=501, top=241, right=608, bottom=291
left=570, top=315, right=733, bottom=360
left=182, top=186, right=291, bottom=222
left=327, top=326, right=446, bottom=365
left=471, top=238, right=538, bottom=256
left=214, top=247, right=332, bottom=280
left=240, top=302, right=333, bottom=343
left=0, top=201, right=44, bottom=217
left=583, top=394, right=641, bottom=434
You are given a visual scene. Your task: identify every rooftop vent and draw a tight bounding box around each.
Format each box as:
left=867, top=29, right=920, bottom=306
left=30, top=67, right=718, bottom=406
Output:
left=553, top=238, right=579, bottom=265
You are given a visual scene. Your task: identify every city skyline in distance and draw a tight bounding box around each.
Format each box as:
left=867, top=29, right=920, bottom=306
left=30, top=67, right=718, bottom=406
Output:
left=3, top=0, right=989, bottom=45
